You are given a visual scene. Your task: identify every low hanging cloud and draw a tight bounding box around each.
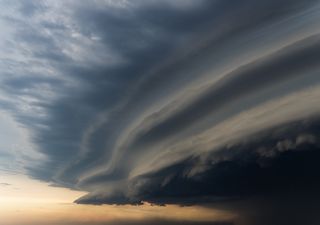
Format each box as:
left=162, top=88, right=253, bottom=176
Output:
left=75, top=117, right=320, bottom=204
left=1, top=0, right=320, bottom=224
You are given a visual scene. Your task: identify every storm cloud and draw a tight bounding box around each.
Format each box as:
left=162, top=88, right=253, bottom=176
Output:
left=1, top=0, right=320, bottom=224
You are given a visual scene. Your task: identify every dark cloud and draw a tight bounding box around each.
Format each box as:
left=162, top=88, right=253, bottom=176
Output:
left=117, top=35, right=320, bottom=149
left=74, top=118, right=320, bottom=225
left=24, top=0, right=319, bottom=188
left=18, top=0, right=47, bottom=17
left=76, top=117, right=320, bottom=205
left=1, top=0, right=320, bottom=224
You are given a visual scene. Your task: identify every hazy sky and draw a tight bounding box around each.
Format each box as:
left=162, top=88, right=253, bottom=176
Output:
left=0, top=1, right=320, bottom=225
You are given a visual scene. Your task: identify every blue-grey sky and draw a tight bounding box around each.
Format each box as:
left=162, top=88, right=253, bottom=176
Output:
left=1, top=1, right=320, bottom=224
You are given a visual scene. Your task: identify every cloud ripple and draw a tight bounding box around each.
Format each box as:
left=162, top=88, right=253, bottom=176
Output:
left=1, top=1, right=320, bottom=223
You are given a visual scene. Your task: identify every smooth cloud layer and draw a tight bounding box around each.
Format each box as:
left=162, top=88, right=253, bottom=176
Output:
left=1, top=0, right=320, bottom=224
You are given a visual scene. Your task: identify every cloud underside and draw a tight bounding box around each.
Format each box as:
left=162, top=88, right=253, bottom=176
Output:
left=1, top=1, right=320, bottom=223
left=72, top=33, right=320, bottom=205
left=75, top=117, right=320, bottom=205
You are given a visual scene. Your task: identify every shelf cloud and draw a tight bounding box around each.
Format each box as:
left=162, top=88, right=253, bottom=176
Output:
left=1, top=0, right=320, bottom=224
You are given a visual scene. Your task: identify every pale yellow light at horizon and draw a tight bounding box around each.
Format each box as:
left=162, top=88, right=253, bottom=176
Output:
left=0, top=174, right=235, bottom=225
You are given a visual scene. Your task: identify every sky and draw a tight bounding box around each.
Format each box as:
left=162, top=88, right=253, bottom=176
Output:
left=0, top=0, right=320, bottom=225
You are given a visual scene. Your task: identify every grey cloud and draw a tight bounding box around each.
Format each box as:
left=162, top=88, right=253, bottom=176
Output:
left=76, top=118, right=320, bottom=225
left=76, top=117, right=320, bottom=205
left=119, top=35, right=320, bottom=148
left=1, top=0, right=320, bottom=224
left=18, top=0, right=47, bottom=17
left=74, top=34, right=320, bottom=190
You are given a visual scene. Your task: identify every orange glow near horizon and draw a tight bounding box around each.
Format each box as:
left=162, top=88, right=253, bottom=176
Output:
left=0, top=174, right=235, bottom=225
